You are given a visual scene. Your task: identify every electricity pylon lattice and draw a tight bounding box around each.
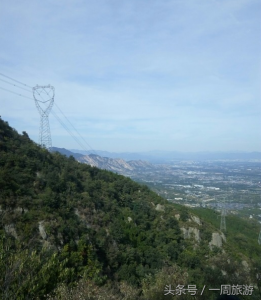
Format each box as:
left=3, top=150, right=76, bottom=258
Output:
left=220, top=199, right=227, bottom=232
left=259, top=194, right=261, bottom=245
left=220, top=208, right=226, bottom=232
left=33, top=85, right=54, bottom=149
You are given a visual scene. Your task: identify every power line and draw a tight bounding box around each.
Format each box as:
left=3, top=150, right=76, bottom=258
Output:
left=0, top=73, right=96, bottom=152
left=54, top=102, right=96, bottom=154
left=0, top=73, right=33, bottom=89
left=0, top=86, right=33, bottom=100
left=1, top=83, right=89, bottom=151
left=0, top=75, right=96, bottom=153
left=32, top=83, right=95, bottom=153
left=33, top=95, right=89, bottom=151
left=51, top=108, right=87, bottom=151
left=36, top=91, right=89, bottom=152
left=0, top=78, right=32, bottom=93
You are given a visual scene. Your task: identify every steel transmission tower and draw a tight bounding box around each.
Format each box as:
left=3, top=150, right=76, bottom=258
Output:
left=220, top=208, right=226, bottom=232
left=220, top=198, right=227, bottom=232
left=33, top=85, right=54, bottom=149
left=259, top=194, right=261, bottom=245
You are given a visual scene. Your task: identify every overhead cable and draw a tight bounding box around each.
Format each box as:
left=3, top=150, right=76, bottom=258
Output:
left=1, top=84, right=89, bottom=151
left=0, top=73, right=32, bottom=89
left=0, top=78, right=32, bottom=93
left=0, top=86, right=33, bottom=100
left=0, top=74, right=96, bottom=153
left=54, top=102, right=96, bottom=154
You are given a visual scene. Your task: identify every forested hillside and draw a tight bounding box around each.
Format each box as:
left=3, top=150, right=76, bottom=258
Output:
left=0, top=117, right=260, bottom=300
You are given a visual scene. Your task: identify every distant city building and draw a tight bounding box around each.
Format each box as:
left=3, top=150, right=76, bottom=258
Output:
left=207, top=187, right=220, bottom=190
left=193, top=184, right=204, bottom=188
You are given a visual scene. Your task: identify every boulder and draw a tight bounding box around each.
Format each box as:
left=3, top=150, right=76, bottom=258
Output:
left=39, top=221, right=47, bottom=240
left=191, top=215, right=201, bottom=226
left=155, top=204, right=165, bottom=212
left=181, top=227, right=200, bottom=242
left=209, top=232, right=226, bottom=249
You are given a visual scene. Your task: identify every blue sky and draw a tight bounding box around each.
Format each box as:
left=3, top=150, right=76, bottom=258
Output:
left=1, top=0, right=260, bottom=152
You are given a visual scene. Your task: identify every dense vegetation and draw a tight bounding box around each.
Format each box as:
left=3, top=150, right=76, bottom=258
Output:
left=0, top=117, right=260, bottom=299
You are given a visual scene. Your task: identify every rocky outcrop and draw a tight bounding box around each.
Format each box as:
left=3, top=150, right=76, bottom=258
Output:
left=75, top=208, right=92, bottom=228
left=52, top=147, right=154, bottom=174
left=39, top=221, right=47, bottom=240
left=242, top=260, right=250, bottom=271
left=209, top=232, right=226, bottom=249
left=128, top=160, right=153, bottom=169
left=5, top=224, right=19, bottom=239
left=191, top=215, right=201, bottom=226
left=51, top=149, right=154, bottom=174
left=175, top=214, right=180, bottom=221
left=181, top=227, right=200, bottom=242
left=155, top=204, right=165, bottom=212
left=79, top=154, right=134, bottom=172
left=14, top=207, right=28, bottom=214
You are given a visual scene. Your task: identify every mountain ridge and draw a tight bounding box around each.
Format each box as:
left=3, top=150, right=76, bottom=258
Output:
left=69, top=148, right=261, bottom=162
left=1, top=118, right=260, bottom=299
left=51, top=147, right=154, bottom=174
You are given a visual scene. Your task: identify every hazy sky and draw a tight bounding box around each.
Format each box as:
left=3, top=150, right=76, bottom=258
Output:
left=1, top=0, right=261, bottom=152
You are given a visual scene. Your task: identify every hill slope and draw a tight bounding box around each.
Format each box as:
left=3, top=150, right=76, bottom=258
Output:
left=0, top=117, right=260, bottom=300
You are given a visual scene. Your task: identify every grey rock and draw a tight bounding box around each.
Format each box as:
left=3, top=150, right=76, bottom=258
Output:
left=5, top=224, right=18, bottom=239
left=155, top=204, right=165, bottom=212
left=175, top=214, right=180, bottom=220
left=191, top=215, right=201, bottom=226
left=39, top=221, right=47, bottom=240
left=209, top=232, right=226, bottom=249
left=181, top=227, right=200, bottom=242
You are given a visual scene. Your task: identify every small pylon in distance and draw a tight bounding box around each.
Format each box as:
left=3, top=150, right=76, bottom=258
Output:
left=258, top=228, right=261, bottom=245
left=220, top=198, right=227, bottom=232
left=220, top=207, right=226, bottom=232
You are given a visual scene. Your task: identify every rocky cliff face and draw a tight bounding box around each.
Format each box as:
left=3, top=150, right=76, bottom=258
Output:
left=209, top=232, right=226, bottom=249
left=78, top=154, right=153, bottom=174
left=181, top=227, right=201, bottom=242
left=51, top=147, right=154, bottom=174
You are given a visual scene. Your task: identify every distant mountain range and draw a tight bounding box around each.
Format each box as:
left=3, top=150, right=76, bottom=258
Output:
left=69, top=148, right=261, bottom=162
left=50, top=147, right=261, bottom=174
left=50, top=147, right=153, bottom=174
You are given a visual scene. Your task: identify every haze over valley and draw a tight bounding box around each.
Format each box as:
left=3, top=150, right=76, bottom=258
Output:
left=52, top=147, right=261, bottom=224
